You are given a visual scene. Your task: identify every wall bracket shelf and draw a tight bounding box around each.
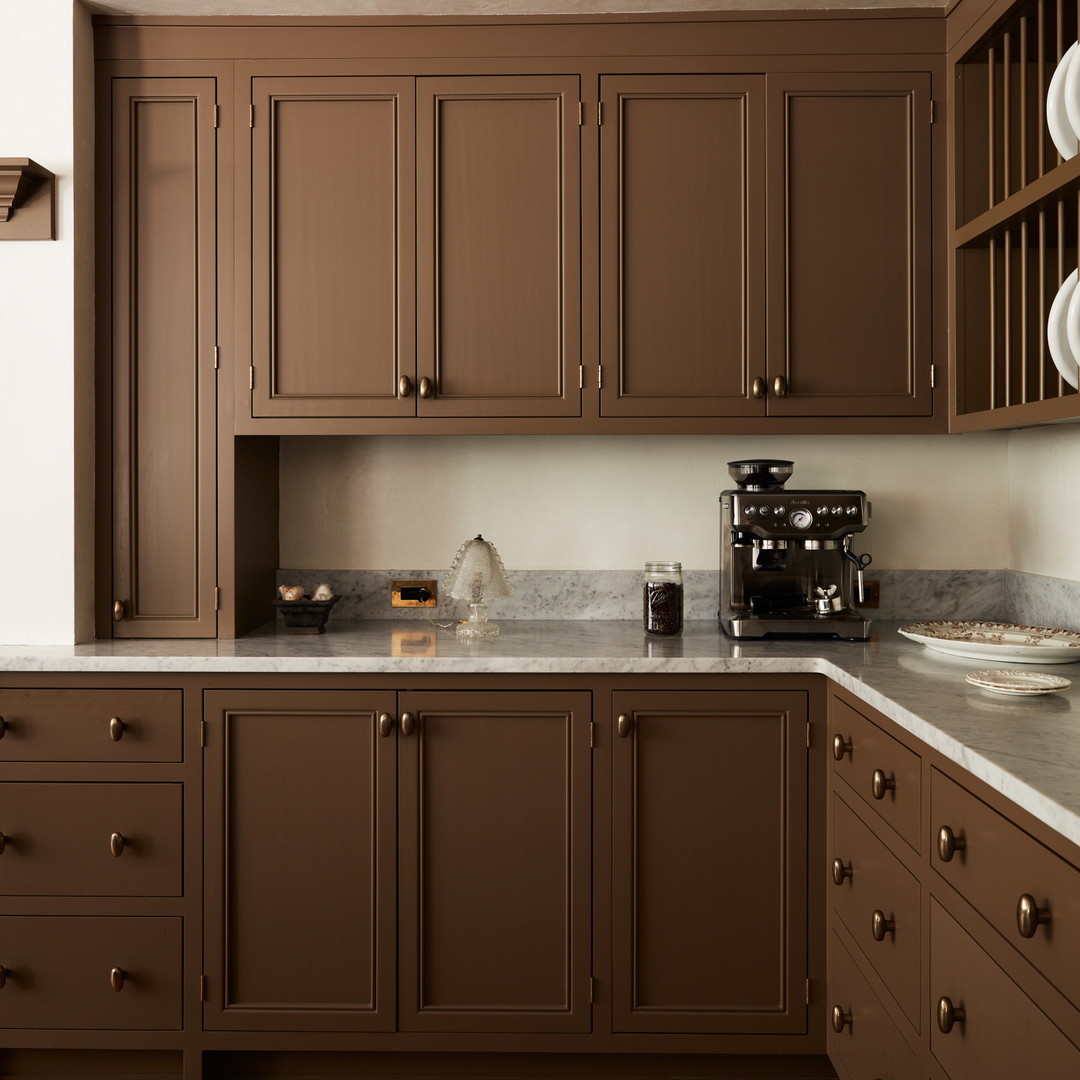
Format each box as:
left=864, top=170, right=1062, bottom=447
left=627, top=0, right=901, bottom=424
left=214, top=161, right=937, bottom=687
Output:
left=0, top=158, right=55, bottom=240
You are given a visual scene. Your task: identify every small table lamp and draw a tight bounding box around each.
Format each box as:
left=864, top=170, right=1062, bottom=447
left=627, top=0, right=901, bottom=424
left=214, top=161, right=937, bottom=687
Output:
left=444, top=534, right=513, bottom=639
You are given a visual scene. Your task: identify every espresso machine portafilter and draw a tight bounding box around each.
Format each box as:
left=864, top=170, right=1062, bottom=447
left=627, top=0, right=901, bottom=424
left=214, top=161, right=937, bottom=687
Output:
left=719, top=459, right=873, bottom=640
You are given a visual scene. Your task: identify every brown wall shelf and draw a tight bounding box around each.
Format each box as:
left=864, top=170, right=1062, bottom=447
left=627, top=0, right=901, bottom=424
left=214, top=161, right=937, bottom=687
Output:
left=0, top=158, right=55, bottom=240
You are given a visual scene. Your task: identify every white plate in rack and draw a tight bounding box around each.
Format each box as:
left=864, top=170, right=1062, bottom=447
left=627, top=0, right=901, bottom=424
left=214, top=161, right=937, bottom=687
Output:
left=898, top=621, right=1080, bottom=664
left=966, top=669, right=1072, bottom=696
left=1049, top=41, right=1079, bottom=159
left=1062, top=274, right=1080, bottom=389
left=1048, top=269, right=1080, bottom=389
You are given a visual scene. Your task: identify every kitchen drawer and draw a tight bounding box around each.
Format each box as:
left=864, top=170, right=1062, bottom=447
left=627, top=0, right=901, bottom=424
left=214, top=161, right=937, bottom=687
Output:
left=0, top=689, right=183, bottom=762
left=931, top=768, right=1080, bottom=1009
left=831, top=696, right=921, bottom=852
left=828, top=929, right=922, bottom=1080
left=0, top=916, right=182, bottom=1029
left=831, top=792, right=921, bottom=1029
left=0, top=783, right=182, bottom=896
left=929, top=898, right=1080, bottom=1079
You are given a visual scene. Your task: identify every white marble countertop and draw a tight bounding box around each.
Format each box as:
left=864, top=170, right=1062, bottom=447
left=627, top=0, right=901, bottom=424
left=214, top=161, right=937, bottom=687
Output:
left=3, top=619, right=1080, bottom=849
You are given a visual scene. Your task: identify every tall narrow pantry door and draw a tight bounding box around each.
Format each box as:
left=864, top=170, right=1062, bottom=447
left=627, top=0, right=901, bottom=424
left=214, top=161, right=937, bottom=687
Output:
left=249, top=77, right=415, bottom=418
left=416, top=77, right=581, bottom=417
left=765, top=73, right=933, bottom=416
left=108, top=78, right=218, bottom=637
left=599, top=76, right=766, bottom=417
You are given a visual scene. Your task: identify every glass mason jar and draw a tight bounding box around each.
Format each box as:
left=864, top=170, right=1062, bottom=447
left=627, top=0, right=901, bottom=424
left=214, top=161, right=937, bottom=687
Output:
left=643, top=561, right=684, bottom=636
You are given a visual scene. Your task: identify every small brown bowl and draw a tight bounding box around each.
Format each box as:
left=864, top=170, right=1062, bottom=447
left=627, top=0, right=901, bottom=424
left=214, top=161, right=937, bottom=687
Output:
left=271, top=595, right=339, bottom=634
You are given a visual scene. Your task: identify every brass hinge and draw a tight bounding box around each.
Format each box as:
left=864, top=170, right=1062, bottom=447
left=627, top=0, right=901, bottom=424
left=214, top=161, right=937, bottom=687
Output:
left=249, top=365, right=255, bottom=390
left=589, top=721, right=595, bottom=748
left=200, top=974, right=208, bottom=1001
left=597, top=101, right=603, bottom=126
left=597, top=364, right=603, bottom=390
left=930, top=99, right=936, bottom=124
left=589, top=976, right=595, bottom=1003
left=930, top=364, right=936, bottom=388
left=249, top=104, right=255, bottom=128
left=215, top=586, right=221, bottom=611
left=213, top=104, right=220, bottom=129
left=213, top=345, right=220, bottom=370
left=805, top=978, right=811, bottom=1005
left=806, top=721, right=812, bottom=749
left=578, top=101, right=584, bottom=126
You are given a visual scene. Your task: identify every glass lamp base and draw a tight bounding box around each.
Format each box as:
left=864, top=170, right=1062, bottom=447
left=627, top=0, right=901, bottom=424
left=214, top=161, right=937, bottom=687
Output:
left=455, top=602, right=500, bottom=640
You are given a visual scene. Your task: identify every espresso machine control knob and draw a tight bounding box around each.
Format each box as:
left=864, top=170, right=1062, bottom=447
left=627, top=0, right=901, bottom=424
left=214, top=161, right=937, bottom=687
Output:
left=790, top=508, right=813, bottom=530
left=831, top=505, right=843, bottom=515
left=816, top=505, right=828, bottom=515
left=774, top=505, right=786, bottom=516
left=846, top=505, right=859, bottom=516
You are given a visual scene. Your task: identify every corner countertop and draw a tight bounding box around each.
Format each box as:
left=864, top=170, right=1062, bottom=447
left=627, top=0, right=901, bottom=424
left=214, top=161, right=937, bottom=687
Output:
left=2, top=619, right=1080, bottom=850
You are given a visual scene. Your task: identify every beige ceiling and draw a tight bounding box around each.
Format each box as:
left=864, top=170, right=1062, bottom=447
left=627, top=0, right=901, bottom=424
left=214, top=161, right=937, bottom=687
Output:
left=83, top=1, right=945, bottom=16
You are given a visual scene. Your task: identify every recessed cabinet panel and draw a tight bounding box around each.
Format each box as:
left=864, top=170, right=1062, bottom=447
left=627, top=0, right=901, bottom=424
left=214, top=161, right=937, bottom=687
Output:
left=416, top=77, right=581, bottom=417
left=766, top=73, right=933, bottom=417
left=250, top=78, right=415, bottom=418
left=611, top=689, right=807, bottom=1033
left=109, top=78, right=217, bottom=636
left=600, top=76, right=765, bottom=417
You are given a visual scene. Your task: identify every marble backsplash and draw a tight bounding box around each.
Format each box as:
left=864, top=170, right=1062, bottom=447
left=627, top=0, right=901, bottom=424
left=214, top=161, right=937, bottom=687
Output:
left=276, top=568, right=1079, bottom=629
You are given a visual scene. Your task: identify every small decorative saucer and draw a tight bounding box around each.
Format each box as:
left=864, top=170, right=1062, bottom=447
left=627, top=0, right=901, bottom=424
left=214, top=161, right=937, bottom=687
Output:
left=965, top=669, right=1072, bottom=696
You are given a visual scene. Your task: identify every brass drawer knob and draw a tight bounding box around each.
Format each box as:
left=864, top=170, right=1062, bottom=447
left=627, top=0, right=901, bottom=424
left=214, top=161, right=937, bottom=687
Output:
left=1017, top=893, right=1051, bottom=938
left=110, top=832, right=125, bottom=858
left=112, top=600, right=125, bottom=622
left=398, top=375, right=413, bottom=398
left=616, top=713, right=632, bottom=738
left=937, top=996, right=965, bottom=1034
left=772, top=374, right=789, bottom=398
left=831, top=858, right=852, bottom=886
left=871, top=909, right=895, bottom=941
left=109, top=717, right=125, bottom=742
left=871, top=769, right=895, bottom=800
left=937, top=825, right=966, bottom=862
left=400, top=712, right=415, bottom=737
left=831, top=1005, right=852, bottom=1033
left=110, top=967, right=125, bottom=992
left=832, top=734, right=852, bottom=761
left=751, top=376, right=766, bottom=400
left=418, top=376, right=433, bottom=399
left=378, top=712, right=394, bottom=738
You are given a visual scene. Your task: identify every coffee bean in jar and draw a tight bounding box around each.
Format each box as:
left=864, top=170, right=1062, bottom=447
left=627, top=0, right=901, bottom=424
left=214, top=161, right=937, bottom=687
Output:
left=643, top=561, right=683, bottom=636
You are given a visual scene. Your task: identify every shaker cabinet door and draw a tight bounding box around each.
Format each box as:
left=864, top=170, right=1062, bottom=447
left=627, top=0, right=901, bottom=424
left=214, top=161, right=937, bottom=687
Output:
left=248, top=77, right=415, bottom=418
left=599, top=75, right=766, bottom=417
left=765, top=72, right=933, bottom=417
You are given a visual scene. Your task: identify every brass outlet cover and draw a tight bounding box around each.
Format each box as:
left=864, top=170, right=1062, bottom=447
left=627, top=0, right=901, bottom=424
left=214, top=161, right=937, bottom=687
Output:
left=392, top=579, right=437, bottom=607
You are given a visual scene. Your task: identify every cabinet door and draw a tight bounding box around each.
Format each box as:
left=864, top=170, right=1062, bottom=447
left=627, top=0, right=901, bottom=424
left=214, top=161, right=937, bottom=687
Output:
left=203, top=690, right=396, bottom=1031
left=766, top=73, right=933, bottom=417
left=599, top=76, right=766, bottom=417
left=107, top=78, right=217, bottom=636
left=397, top=691, right=592, bottom=1032
left=416, top=77, right=581, bottom=417
left=611, top=689, right=808, bottom=1033
left=249, top=77, right=415, bottom=418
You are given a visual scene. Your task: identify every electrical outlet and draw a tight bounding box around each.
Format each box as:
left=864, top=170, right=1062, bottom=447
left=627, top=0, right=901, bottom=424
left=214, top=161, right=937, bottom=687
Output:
left=856, top=580, right=880, bottom=608
left=392, top=579, right=437, bottom=607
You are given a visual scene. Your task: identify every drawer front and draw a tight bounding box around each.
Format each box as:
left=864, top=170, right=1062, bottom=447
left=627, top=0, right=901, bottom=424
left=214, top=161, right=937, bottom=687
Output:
left=828, top=930, right=922, bottom=1080
left=0, top=916, right=182, bottom=1029
left=929, top=899, right=1080, bottom=1079
left=0, top=783, right=182, bottom=896
left=832, top=696, right=921, bottom=851
left=0, top=690, right=182, bottom=762
left=931, top=768, right=1080, bottom=1008
left=831, top=792, right=921, bottom=1029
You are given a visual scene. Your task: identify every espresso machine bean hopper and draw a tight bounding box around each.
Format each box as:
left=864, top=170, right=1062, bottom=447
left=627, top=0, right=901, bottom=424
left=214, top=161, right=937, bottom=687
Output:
left=720, top=459, right=873, bottom=639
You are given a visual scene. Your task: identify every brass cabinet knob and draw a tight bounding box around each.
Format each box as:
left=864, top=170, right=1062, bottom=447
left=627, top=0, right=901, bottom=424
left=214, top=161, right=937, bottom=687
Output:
left=110, top=832, right=125, bottom=858
left=937, top=996, right=965, bottom=1034
left=832, top=734, right=852, bottom=761
left=831, top=858, right=852, bottom=886
left=418, top=376, right=433, bottom=399
left=831, top=1005, right=852, bottom=1033
left=1016, top=893, right=1051, bottom=938
left=110, top=967, right=125, bottom=992
left=109, top=717, right=125, bottom=742
left=751, top=377, right=766, bottom=400
left=378, top=712, right=394, bottom=738
left=398, top=374, right=413, bottom=398
left=772, top=374, right=789, bottom=398
left=112, top=600, right=125, bottom=622
left=871, top=909, right=896, bottom=941
left=871, top=769, right=895, bottom=800
left=400, top=712, right=415, bottom=737
left=937, top=825, right=966, bottom=862
left=616, top=713, right=632, bottom=738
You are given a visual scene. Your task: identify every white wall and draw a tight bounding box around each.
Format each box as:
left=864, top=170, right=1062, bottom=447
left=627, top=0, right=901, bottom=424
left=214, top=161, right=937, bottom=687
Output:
left=0, top=0, right=91, bottom=646
left=279, top=433, right=1011, bottom=572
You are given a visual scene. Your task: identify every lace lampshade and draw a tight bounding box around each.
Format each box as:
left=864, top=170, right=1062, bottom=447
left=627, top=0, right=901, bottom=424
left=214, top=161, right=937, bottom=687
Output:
left=443, top=535, right=513, bottom=639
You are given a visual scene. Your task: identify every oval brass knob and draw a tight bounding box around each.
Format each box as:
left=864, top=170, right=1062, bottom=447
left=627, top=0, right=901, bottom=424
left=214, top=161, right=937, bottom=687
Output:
left=400, top=712, right=415, bottom=737
left=772, top=375, right=788, bottom=398
left=418, top=376, right=433, bottom=399
left=1017, top=894, right=1051, bottom=938
left=832, top=858, right=852, bottom=886
left=616, top=714, right=632, bottom=738
left=378, top=712, right=394, bottom=738
left=110, top=967, right=125, bottom=992
left=937, top=996, right=964, bottom=1034
left=871, top=909, right=895, bottom=941
left=937, top=825, right=966, bottom=862
left=112, top=600, right=125, bottom=622
left=398, top=374, right=413, bottom=398
left=751, top=377, right=766, bottom=400
left=109, top=717, right=125, bottom=742
left=832, top=734, right=852, bottom=761
left=871, top=769, right=895, bottom=800
left=110, top=832, right=125, bottom=858
left=831, top=1005, right=852, bottom=1033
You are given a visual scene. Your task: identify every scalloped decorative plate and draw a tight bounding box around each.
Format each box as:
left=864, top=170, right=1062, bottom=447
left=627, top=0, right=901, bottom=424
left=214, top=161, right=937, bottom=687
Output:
left=898, top=621, right=1080, bottom=664
left=966, top=669, right=1072, bottom=695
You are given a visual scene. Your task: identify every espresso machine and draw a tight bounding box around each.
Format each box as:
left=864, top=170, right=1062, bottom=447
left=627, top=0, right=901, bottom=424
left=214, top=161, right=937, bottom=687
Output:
left=720, top=459, right=873, bottom=640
